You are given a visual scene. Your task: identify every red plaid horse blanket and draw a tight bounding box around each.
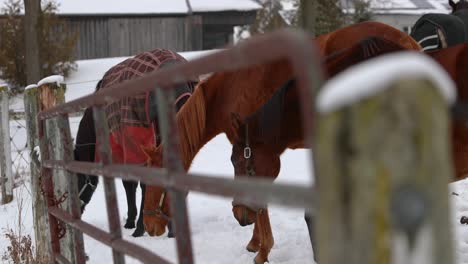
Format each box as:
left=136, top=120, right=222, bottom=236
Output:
left=99, top=49, right=193, bottom=164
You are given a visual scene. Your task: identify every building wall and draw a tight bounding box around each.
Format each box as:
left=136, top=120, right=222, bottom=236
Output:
left=372, top=14, right=422, bottom=33
left=64, top=16, right=204, bottom=60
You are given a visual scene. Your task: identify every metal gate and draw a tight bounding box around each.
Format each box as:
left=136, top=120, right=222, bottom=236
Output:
left=37, top=29, right=320, bottom=263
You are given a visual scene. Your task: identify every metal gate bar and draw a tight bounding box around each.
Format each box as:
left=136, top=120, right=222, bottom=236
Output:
left=43, top=160, right=315, bottom=210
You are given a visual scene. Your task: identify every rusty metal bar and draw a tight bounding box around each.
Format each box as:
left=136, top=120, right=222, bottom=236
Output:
left=156, top=87, right=193, bottom=264
left=56, top=114, right=87, bottom=264
left=43, top=159, right=315, bottom=211
left=38, top=29, right=319, bottom=120
left=37, top=117, right=62, bottom=260
left=48, top=207, right=171, bottom=264
left=92, top=106, right=126, bottom=264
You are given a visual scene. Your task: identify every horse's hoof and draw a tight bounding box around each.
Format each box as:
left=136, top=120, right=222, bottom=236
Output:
left=253, top=255, right=268, bottom=264
left=167, top=231, right=175, bottom=238
left=246, top=244, right=259, bottom=253
left=124, top=221, right=136, bottom=229
left=132, top=228, right=145, bottom=237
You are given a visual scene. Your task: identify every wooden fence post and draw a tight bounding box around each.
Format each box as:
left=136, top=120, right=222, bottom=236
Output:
left=37, top=76, right=85, bottom=263
left=314, top=56, right=454, bottom=264
left=0, top=84, right=13, bottom=204
left=24, top=84, right=51, bottom=260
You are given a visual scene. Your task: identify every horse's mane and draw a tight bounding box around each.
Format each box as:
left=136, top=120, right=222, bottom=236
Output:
left=244, top=79, right=295, bottom=144
left=174, top=78, right=207, bottom=169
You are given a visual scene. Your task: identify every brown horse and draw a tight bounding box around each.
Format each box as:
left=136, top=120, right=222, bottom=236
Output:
left=230, top=42, right=468, bottom=262
left=143, top=21, right=420, bottom=263
left=229, top=37, right=411, bottom=263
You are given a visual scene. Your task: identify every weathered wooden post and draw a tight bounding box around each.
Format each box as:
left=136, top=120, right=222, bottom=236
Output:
left=0, top=84, right=13, bottom=204
left=36, top=76, right=85, bottom=263
left=24, top=84, right=51, bottom=260
left=314, top=53, right=455, bottom=264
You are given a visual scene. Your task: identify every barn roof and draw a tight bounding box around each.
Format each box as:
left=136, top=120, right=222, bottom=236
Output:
left=0, top=0, right=261, bottom=16
left=342, top=0, right=451, bottom=15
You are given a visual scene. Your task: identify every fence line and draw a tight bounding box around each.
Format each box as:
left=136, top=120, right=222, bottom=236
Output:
left=35, top=29, right=321, bottom=264
left=23, top=28, right=456, bottom=264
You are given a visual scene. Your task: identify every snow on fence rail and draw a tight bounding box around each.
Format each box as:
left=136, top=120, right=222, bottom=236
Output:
left=24, top=28, right=455, bottom=264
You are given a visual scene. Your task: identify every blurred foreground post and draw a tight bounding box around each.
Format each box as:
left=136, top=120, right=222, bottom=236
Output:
left=314, top=61, right=454, bottom=264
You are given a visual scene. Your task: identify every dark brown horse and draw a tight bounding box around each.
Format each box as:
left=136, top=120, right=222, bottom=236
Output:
left=143, top=21, right=421, bottom=263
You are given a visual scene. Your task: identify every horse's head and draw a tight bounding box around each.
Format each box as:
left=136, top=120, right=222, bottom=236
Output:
left=229, top=113, right=281, bottom=226
left=450, top=0, right=468, bottom=12
left=140, top=145, right=171, bottom=236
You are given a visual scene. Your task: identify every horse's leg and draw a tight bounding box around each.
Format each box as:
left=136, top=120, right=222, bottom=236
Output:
left=132, top=182, right=146, bottom=237
left=254, top=208, right=274, bottom=264
left=246, top=218, right=261, bottom=253
left=123, top=180, right=138, bottom=229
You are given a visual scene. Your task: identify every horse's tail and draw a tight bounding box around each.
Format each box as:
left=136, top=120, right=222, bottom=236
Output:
left=176, top=82, right=206, bottom=169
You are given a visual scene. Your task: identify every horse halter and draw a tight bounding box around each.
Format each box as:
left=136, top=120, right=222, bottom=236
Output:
left=243, top=123, right=256, bottom=177
left=143, top=191, right=171, bottom=221
left=78, top=175, right=97, bottom=207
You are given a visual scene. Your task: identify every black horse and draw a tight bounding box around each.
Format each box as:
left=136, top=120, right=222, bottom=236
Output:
left=411, top=0, right=468, bottom=51
left=75, top=50, right=195, bottom=237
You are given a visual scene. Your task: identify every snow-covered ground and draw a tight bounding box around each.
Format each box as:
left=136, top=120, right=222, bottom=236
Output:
left=2, top=49, right=468, bottom=264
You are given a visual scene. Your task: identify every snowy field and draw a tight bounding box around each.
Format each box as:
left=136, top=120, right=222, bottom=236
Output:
left=2, top=50, right=468, bottom=264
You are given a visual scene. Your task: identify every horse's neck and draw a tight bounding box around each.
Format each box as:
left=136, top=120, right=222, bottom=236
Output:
left=178, top=60, right=294, bottom=169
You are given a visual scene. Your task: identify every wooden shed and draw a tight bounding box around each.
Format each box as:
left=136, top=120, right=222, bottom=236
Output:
left=0, top=0, right=261, bottom=60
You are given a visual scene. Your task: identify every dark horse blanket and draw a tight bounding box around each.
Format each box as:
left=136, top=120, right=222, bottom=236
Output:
left=411, top=13, right=468, bottom=51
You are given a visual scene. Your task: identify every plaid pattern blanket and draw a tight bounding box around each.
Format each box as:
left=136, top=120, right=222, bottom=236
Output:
left=98, top=49, right=192, bottom=164
left=101, top=49, right=188, bottom=132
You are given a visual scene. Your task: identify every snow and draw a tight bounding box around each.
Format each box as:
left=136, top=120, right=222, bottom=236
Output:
left=1, top=50, right=467, bottom=264
left=0, top=0, right=260, bottom=15
left=37, top=75, right=65, bottom=87
left=317, top=52, right=456, bottom=113
left=24, top=84, right=38, bottom=91
left=370, top=0, right=450, bottom=15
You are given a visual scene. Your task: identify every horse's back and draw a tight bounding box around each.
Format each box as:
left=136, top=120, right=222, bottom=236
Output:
left=411, top=13, right=466, bottom=51
left=315, top=21, right=421, bottom=55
